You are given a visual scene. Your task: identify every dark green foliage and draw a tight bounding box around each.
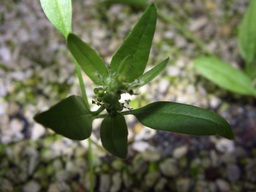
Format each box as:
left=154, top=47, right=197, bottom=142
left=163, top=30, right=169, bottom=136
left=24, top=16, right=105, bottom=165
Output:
left=132, top=102, right=234, bottom=139
left=110, top=4, right=157, bottom=82
left=36, top=2, right=234, bottom=159
left=101, top=113, right=128, bottom=158
left=34, top=96, right=92, bottom=140
left=67, top=33, right=108, bottom=85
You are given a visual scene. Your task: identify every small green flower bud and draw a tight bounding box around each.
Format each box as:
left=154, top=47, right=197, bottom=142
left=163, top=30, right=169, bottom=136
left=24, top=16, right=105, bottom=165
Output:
left=117, top=75, right=126, bottom=82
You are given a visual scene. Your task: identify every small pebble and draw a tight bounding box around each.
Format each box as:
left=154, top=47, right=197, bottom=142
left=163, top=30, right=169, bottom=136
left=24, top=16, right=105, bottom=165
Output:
left=160, top=158, right=179, bottom=177
left=23, top=181, right=41, bottom=192
left=227, top=164, right=241, bottom=182
left=216, top=179, right=231, bottom=192
left=173, top=145, right=188, bottom=159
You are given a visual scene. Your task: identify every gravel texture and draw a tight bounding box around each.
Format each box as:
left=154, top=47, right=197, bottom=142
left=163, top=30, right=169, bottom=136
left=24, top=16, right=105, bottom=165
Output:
left=1, top=0, right=256, bottom=191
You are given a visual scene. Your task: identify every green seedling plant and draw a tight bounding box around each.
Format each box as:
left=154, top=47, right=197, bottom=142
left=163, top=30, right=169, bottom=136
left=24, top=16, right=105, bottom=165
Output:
left=35, top=0, right=234, bottom=190
left=35, top=0, right=234, bottom=158
left=194, top=0, right=256, bottom=97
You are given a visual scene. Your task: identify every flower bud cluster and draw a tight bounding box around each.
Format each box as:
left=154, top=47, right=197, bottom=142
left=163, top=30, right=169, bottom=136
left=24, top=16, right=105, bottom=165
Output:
left=93, top=71, right=136, bottom=115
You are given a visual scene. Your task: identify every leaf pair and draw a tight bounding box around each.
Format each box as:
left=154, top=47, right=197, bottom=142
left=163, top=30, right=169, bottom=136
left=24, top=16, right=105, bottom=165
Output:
left=98, top=100, right=235, bottom=158
left=67, top=4, right=166, bottom=86
left=35, top=96, right=128, bottom=158
left=34, top=96, right=234, bottom=158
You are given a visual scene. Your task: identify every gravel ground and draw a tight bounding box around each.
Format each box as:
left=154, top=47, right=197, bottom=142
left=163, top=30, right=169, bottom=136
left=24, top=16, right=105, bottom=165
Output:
left=0, top=0, right=256, bottom=191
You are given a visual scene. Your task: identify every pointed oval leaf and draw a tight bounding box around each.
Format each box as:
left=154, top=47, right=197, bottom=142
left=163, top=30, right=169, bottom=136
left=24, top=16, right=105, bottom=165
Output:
left=100, top=113, right=128, bottom=158
left=132, top=102, right=234, bottom=139
left=135, top=57, right=169, bottom=87
left=67, top=33, right=108, bottom=85
left=34, top=95, right=92, bottom=140
left=238, top=0, right=256, bottom=64
left=40, top=0, right=72, bottom=38
left=194, top=57, right=256, bottom=96
left=110, top=3, right=157, bottom=82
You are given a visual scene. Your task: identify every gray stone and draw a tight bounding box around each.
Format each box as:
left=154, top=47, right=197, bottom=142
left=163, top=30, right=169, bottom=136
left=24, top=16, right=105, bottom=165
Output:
left=145, top=172, right=159, bottom=188
left=7, top=102, right=19, bottom=115
left=131, top=155, right=148, bottom=175
left=158, top=78, right=170, bottom=94
left=154, top=178, right=167, bottom=191
left=210, top=150, right=219, bottom=166
left=227, top=164, right=241, bottom=181
left=173, top=145, right=188, bottom=159
left=23, top=181, right=41, bottom=192
left=209, top=96, right=221, bottom=108
left=134, top=127, right=156, bottom=141
left=167, top=65, right=180, bottom=77
left=220, top=153, right=235, bottom=164
left=52, top=159, right=63, bottom=171
left=100, top=174, right=111, bottom=192
left=216, top=138, right=235, bottom=153
left=201, top=157, right=211, bottom=168
left=235, top=146, right=248, bottom=158
left=176, top=178, right=191, bottom=192
left=175, top=35, right=187, bottom=48
left=55, top=181, right=71, bottom=191
left=28, top=153, right=39, bottom=176
left=132, top=141, right=151, bottom=152
left=189, top=17, right=208, bottom=31
left=122, top=171, right=133, bottom=188
left=0, top=46, right=11, bottom=62
left=246, top=160, right=256, bottom=182
left=209, top=182, right=217, bottom=192
left=194, top=180, right=208, bottom=192
left=111, top=172, right=122, bottom=192
left=48, top=183, right=59, bottom=192
left=56, top=170, right=69, bottom=181
left=31, top=124, right=45, bottom=140
left=216, top=179, right=230, bottom=192
left=160, top=158, right=179, bottom=177
left=141, top=151, right=161, bottom=162
left=0, top=179, right=13, bottom=192
left=112, top=159, right=124, bottom=171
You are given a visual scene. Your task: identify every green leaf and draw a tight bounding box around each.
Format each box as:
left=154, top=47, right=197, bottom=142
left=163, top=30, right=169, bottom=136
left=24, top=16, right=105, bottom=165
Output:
left=194, top=57, right=256, bottom=96
left=132, top=102, right=234, bottom=140
left=67, top=33, right=109, bottom=85
left=238, top=0, right=256, bottom=65
left=135, top=57, right=169, bottom=87
left=34, top=95, right=92, bottom=140
left=40, top=0, right=72, bottom=38
left=110, top=3, right=157, bottom=82
left=100, top=113, right=128, bottom=158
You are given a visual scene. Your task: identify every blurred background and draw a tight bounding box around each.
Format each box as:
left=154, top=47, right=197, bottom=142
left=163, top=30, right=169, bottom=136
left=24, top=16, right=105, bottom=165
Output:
left=0, top=0, right=256, bottom=191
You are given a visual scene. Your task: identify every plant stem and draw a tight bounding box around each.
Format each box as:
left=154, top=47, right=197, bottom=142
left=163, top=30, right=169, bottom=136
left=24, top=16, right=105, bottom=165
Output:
left=91, top=105, right=105, bottom=116
left=88, top=138, right=94, bottom=192
left=158, top=11, right=212, bottom=56
left=73, top=59, right=94, bottom=192
left=74, top=60, right=90, bottom=109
